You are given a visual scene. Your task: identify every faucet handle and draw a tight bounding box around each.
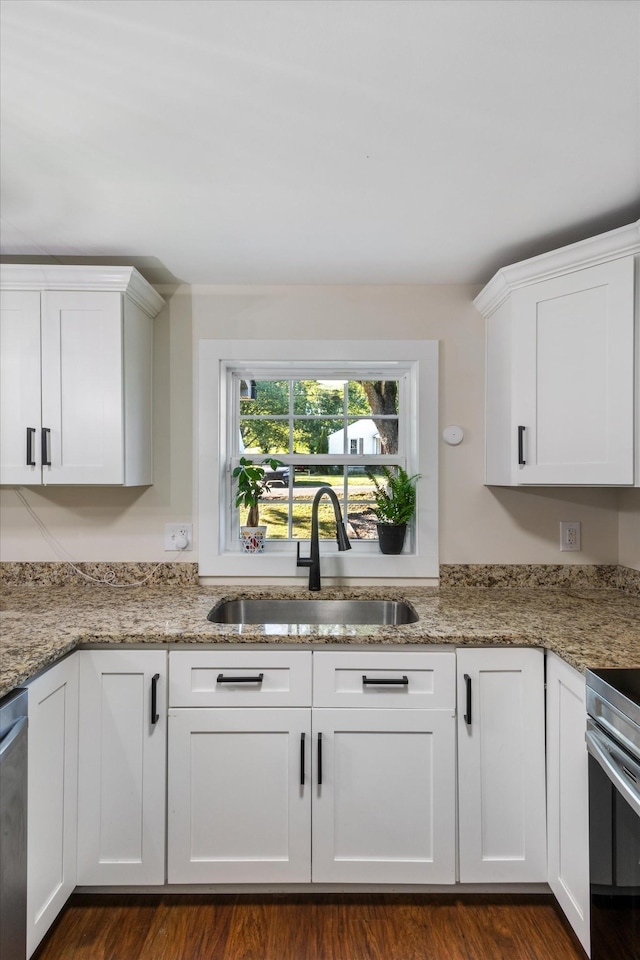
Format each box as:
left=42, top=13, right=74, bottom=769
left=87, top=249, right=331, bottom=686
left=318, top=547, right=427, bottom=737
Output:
left=296, top=541, right=313, bottom=568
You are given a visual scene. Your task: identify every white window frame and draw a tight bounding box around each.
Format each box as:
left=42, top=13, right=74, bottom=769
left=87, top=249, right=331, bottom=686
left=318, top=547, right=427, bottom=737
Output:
left=198, top=340, right=438, bottom=580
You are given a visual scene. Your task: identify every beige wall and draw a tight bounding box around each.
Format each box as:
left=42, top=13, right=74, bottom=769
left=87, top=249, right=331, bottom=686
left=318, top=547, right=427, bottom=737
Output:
left=0, top=282, right=629, bottom=569
left=618, top=489, right=640, bottom=570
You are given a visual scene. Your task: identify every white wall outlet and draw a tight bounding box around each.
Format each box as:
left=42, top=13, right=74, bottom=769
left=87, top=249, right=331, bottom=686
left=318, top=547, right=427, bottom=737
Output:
left=164, top=523, right=193, bottom=552
left=559, top=521, right=581, bottom=552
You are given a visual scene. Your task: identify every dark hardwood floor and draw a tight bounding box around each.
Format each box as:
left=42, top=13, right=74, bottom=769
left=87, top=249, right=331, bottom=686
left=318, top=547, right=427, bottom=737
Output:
left=33, top=893, right=588, bottom=960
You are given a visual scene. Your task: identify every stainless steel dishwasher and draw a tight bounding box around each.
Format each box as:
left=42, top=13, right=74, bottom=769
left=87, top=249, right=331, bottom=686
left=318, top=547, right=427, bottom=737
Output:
left=0, top=688, right=28, bottom=960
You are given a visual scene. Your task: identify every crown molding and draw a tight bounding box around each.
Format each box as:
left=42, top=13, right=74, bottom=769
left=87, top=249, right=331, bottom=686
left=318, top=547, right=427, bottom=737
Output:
left=473, top=220, right=640, bottom=318
left=0, top=264, right=165, bottom=317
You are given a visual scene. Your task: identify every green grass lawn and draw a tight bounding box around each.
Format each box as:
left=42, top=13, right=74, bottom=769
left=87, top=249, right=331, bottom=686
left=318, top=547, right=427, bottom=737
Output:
left=258, top=499, right=376, bottom=539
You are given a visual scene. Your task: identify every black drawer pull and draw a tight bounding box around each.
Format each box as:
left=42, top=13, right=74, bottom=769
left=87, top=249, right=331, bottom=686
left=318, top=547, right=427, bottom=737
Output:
left=41, top=427, right=51, bottom=466
left=151, top=673, right=160, bottom=725
left=464, top=673, right=472, bottom=725
left=216, top=673, right=264, bottom=684
left=362, top=675, right=409, bottom=686
left=518, top=425, right=526, bottom=466
left=317, top=732, right=323, bottom=786
left=26, top=427, right=37, bottom=466
left=300, top=732, right=305, bottom=787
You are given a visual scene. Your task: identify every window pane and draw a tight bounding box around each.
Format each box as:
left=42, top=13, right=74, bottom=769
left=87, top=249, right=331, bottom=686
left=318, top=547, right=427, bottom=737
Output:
left=292, top=496, right=346, bottom=540
left=293, top=418, right=343, bottom=454
left=342, top=419, right=380, bottom=456
left=240, top=379, right=289, bottom=415
left=293, top=380, right=345, bottom=416
left=346, top=465, right=377, bottom=540
left=349, top=380, right=399, bottom=417
left=291, top=467, right=343, bottom=500
left=240, top=421, right=290, bottom=455
left=255, top=501, right=290, bottom=539
left=346, top=381, right=371, bottom=416
left=358, top=416, right=399, bottom=455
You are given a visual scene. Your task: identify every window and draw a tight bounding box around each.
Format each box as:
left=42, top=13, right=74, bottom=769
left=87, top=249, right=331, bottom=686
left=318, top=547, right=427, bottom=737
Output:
left=198, top=340, right=438, bottom=580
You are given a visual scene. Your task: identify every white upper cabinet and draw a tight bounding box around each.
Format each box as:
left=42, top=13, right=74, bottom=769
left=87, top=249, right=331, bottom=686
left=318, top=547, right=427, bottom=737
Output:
left=475, top=222, right=640, bottom=486
left=0, top=265, right=164, bottom=486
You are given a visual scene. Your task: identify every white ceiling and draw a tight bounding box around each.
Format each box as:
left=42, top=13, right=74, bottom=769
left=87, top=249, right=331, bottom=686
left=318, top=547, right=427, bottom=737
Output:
left=1, top=0, right=639, bottom=287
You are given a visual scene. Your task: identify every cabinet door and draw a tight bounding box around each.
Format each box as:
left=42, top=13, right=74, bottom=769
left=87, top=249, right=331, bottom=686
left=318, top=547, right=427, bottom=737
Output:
left=41, top=291, right=124, bottom=485
left=312, top=708, right=456, bottom=884
left=546, top=652, right=590, bottom=955
left=168, top=708, right=311, bottom=883
left=27, top=654, right=78, bottom=958
left=77, top=650, right=166, bottom=885
left=457, top=648, right=547, bottom=882
left=0, top=291, right=42, bottom=485
left=512, top=256, right=634, bottom=485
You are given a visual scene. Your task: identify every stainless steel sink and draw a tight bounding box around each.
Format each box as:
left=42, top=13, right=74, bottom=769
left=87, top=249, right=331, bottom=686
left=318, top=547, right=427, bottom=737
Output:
left=207, top=598, right=418, bottom=626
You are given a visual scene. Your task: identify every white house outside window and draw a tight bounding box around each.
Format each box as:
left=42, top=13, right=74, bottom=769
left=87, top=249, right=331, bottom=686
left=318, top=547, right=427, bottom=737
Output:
left=198, top=340, right=439, bottom=581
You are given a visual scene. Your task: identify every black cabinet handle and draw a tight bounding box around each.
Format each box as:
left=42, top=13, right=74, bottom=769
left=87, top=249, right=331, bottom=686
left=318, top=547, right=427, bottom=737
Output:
left=216, top=673, right=264, bottom=684
left=362, top=675, right=409, bottom=686
left=317, top=732, right=323, bottom=786
left=463, top=673, right=472, bottom=725
left=41, top=427, right=51, bottom=466
left=151, top=673, right=160, bottom=725
left=26, top=427, right=36, bottom=466
left=300, top=732, right=305, bottom=786
left=518, top=425, right=526, bottom=466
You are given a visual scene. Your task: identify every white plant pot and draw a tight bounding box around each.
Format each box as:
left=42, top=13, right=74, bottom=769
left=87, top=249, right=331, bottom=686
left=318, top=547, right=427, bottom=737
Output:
left=240, top=525, right=267, bottom=553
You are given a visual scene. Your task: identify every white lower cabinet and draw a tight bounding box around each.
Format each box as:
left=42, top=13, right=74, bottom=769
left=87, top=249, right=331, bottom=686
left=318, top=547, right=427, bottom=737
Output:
left=167, top=649, right=313, bottom=884
left=168, top=707, right=311, bottom=883
left=457, top=647, right=547, bottom=882
left=311, top=707, right=456, bottom=883
left=546, top=651, right=590, bottom=955
left=23, top=643, right=578, bottom=922
left=167, top=648, right=457, bottom=885
left=26, top=654, right=79, bottom=958
left=76, top=649, right=167, bottom=885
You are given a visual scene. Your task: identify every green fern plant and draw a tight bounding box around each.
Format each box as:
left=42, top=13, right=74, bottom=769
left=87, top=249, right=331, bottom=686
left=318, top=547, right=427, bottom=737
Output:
left=366, top=466, right=421, bottom=525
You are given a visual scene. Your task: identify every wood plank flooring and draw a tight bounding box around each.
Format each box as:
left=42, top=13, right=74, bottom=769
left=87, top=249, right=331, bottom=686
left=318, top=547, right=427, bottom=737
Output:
left=33, top=893, right=588, bottom=960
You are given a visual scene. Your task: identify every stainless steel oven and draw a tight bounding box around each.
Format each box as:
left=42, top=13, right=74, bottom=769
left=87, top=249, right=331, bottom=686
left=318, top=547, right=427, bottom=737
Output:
left=586, top=669, right=640, bottom=960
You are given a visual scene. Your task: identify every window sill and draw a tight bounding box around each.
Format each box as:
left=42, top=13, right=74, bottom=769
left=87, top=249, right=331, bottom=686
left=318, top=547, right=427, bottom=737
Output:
left=203, top=551, right=437, bottom=580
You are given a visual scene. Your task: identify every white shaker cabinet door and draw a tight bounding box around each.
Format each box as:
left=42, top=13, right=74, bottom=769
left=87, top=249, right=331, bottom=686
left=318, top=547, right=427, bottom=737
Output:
left=77, top=650, right=167, bottom=885
left=311, top=708, right=456, bottom=884
left=0, top=290, right=42, bottom=485
left=457, top=647, right=547, bottom=882
left=511, top=256, right=634, bottom=485
left=27, top=654, right=79, bottom=959
left=40, top=291, right=125, bottom=485
left=168, top=708, right=311, bottom=884
left=546, top=652, right=590, bottom=955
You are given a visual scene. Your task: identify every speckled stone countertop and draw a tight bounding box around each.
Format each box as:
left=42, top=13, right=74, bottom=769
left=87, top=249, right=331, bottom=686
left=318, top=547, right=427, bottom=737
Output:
left=2, top=580, right=639, bottom=699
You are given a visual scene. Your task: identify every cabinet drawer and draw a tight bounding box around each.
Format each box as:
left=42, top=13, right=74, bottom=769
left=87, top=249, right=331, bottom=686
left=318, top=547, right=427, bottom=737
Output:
left=313, top=650, right=455, bottom=709
left=169, top=650, right=312, bottom=707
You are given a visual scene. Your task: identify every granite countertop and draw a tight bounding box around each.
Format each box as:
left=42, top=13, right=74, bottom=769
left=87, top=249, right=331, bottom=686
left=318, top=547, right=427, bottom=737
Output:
left=1, top=582, right=639, bottom=699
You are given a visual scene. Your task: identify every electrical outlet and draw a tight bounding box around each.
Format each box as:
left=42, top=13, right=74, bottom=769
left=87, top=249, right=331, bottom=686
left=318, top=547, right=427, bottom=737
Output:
left=164, top=523, right=193, bottom=552
left=559, top=521, right=581, bottom=552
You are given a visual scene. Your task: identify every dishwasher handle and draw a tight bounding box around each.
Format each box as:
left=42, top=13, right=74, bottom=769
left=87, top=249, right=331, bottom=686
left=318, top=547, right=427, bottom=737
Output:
left=0, top=716, right=28, bottom=760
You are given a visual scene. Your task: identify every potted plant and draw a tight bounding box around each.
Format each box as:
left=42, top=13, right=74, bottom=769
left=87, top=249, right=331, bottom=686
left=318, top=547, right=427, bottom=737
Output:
left=233, top=456, right=283, bottom=553
left=366, top=466, right=421, bottom=555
